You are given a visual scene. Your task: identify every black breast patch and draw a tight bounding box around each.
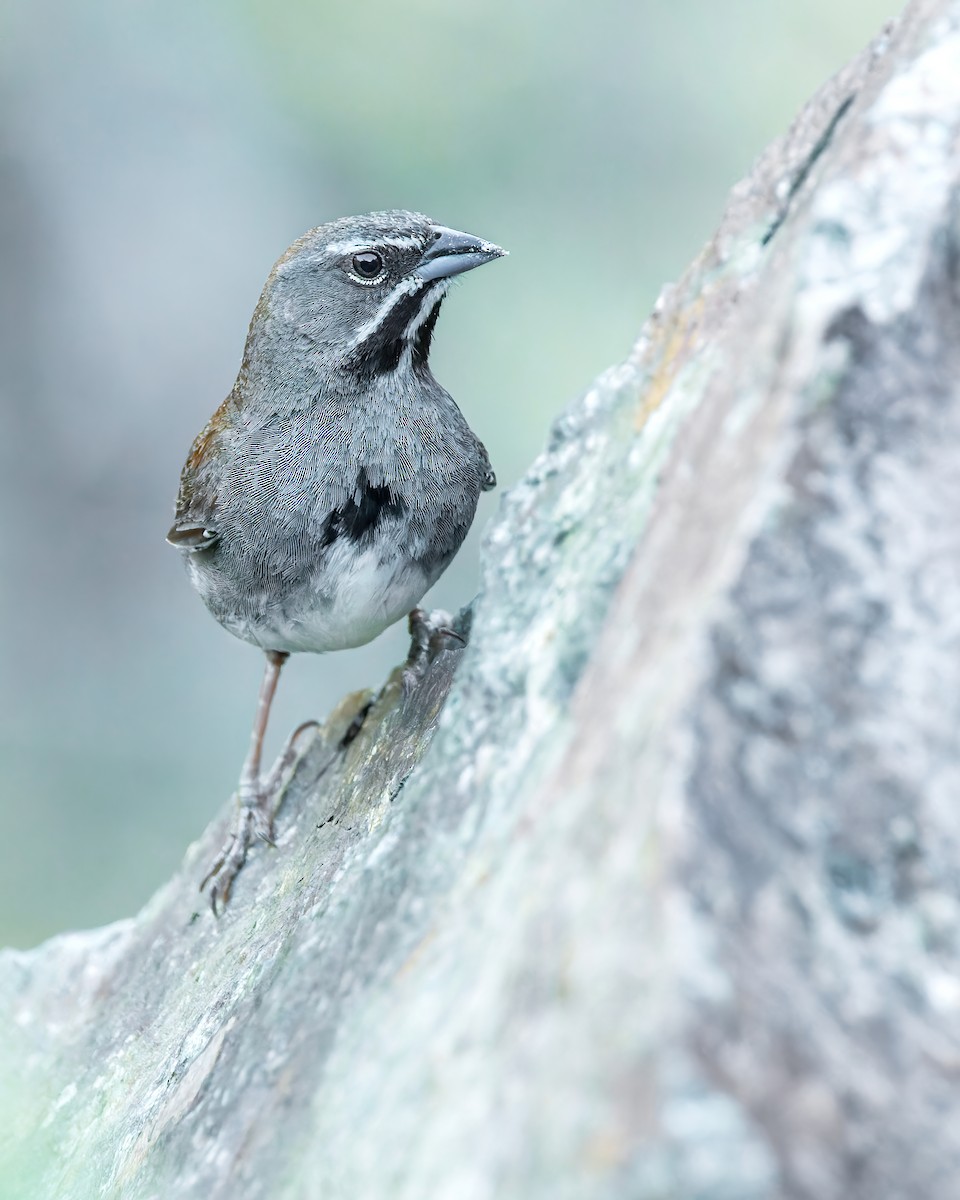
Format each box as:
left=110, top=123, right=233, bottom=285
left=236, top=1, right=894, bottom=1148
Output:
left=322, top=468, right=407, bottom=547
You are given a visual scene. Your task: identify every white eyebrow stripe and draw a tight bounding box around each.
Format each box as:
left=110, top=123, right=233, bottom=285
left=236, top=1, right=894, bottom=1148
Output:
left=325, top=234, right=424, bottom=257
left=351, top=275, right=426, bottom=346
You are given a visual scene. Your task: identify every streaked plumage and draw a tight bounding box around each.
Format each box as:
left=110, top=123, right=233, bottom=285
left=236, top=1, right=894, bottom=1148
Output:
left=168, top=210, right=505, bottom=909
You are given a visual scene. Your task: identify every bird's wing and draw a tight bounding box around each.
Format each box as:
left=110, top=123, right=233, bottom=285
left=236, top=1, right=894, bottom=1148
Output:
left=166, top=520, right=220, bottom=551
left=166, top=395, right=233, bottom=551
left=478, top=439, right=497, bottom=492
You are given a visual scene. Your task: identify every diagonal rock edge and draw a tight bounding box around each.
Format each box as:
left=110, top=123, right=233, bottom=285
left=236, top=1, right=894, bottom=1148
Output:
left=558, top=3, right=960, bottom=1198
left=5, top=2, right=960, bottom=1197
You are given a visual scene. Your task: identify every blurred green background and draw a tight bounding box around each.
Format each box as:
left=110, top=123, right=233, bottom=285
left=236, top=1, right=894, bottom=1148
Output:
left=0, top=0, right=893, bottom=947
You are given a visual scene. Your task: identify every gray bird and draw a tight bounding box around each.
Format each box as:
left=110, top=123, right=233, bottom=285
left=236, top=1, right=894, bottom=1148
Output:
left=167, top=210, right=506, bottom=909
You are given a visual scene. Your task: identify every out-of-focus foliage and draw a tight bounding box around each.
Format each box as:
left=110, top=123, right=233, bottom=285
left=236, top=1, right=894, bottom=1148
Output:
left=0, top=0, right=893, bottom=946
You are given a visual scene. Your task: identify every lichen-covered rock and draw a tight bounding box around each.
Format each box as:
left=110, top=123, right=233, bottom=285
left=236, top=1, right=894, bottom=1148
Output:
left=4, top=3, right=960, bottom=1197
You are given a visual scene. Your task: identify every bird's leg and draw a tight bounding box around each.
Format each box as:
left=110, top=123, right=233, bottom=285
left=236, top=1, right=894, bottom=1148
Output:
left=402, top=608, right=466, bottom=694
left=202, top=650, right=316, bottom=913
left=237, top=649, right=289, bottom=843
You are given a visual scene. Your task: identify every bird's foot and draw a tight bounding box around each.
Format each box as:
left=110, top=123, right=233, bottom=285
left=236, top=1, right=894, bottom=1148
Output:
left=200, top=720, right=318, bottom=914
left=402, top=607, right=466, bottom=694
left=200, top=803, right=269, bottom=916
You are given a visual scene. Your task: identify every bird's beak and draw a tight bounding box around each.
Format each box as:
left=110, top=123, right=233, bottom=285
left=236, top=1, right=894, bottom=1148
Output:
left=415, top=225, right=508, bottom=283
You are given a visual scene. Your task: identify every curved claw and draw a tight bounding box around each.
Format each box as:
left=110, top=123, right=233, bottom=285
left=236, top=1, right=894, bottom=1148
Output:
left=290, top=719, right=321, bottom=744
left=251, top=806, right=276, bottom=847
left=430, top=626, right=466, bottom=647
left=200, top=819, right=252, bottom=916
left=200, top=848, right=229, bottom=895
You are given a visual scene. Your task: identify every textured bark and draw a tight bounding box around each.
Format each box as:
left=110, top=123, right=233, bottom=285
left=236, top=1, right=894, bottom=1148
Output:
left=4, top=3, right=960, bottom=1197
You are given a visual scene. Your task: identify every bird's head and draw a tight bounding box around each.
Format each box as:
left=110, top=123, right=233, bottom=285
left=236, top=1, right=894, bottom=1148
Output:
left=248, top=210, right=506, bottom=384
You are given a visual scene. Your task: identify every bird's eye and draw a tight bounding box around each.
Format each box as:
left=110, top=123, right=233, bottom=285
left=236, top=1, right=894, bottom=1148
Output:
left=351, top=252, right=383, bottom=280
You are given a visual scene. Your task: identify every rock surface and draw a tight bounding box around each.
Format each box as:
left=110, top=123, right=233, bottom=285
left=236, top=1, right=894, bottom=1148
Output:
left=5, top=2, right=960, bottom=1196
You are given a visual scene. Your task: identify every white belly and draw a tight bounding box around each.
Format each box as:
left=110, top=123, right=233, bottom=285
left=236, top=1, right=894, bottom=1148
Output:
left=193, top=540, right=431, bottom=654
